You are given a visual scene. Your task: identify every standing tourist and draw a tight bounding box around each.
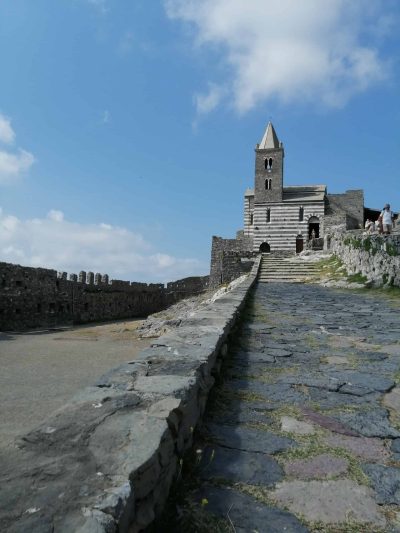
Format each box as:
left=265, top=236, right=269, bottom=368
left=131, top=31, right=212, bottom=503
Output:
left=380, top=204, right=395, bottom=235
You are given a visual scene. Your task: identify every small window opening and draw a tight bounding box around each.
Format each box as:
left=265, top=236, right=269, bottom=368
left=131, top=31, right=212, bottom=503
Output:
left=16, top=280, right=22, bottom=287
left=299, top=207, right=304, bottom=222
left=49, top=303, right=56, bottom=313
left=56, top=280, right=60, bottom=288
left=266, top=208, right=271, bottom=223
left=15, top=308, right=21, bottom=315
left=84, top=303, right=89, bottom=311
left=265, top=178, right=272, bottom=190
left=1, top=279, right=6, bottom=288
left=250, top=213, right=254, bottom=225
left=37, top=303, right=42, bottom=313
left=264, top=158, right=273, bottom=171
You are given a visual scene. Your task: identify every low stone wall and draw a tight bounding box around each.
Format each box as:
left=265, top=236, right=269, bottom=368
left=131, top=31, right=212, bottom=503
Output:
left=0, top=258, right=261, bottom=533
left=0, top=261, right=209, bottom=331
left=330, top=231, right=400, bottom=287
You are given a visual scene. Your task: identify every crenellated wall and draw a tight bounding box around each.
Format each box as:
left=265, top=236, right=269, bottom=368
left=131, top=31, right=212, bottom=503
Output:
left=0, top=262, right=209, bottom=331
left=0, top=259, right=261, bottom=533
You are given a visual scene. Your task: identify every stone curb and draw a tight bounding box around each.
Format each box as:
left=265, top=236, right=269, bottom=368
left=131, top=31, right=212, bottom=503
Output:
left=0, top=257, right=261, bottom=533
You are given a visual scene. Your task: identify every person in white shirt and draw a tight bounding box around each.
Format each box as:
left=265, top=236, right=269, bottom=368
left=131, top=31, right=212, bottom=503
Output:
left=364, top=219, right=375, bottom=233
left=380, top=204, right=394, bottom=235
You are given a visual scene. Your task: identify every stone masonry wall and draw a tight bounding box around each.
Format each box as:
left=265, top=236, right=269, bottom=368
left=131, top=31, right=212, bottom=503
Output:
left=327, top=190, right=364, bottom=228
left=0, top=261, right=209, bottom=331
left=330, top=232, right=400, bottom=287
left=209, top=235, right=253, bottom=289
left=0, top=258, right=261, bottom=533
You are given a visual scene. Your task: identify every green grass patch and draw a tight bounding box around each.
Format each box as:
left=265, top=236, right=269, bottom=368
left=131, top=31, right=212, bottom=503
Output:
left=346, top=272, right=368, bottom=284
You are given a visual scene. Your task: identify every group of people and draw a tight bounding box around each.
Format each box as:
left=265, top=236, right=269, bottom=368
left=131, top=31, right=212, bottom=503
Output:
left=365, top=204, right=396, bottom=235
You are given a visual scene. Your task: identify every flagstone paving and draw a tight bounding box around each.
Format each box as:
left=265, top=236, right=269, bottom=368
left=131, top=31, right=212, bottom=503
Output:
left=157, top=283, right=400, bottom=532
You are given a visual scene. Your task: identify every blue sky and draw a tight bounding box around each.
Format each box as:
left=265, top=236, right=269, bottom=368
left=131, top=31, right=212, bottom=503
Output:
left=0, top=0, right=399, bottom=282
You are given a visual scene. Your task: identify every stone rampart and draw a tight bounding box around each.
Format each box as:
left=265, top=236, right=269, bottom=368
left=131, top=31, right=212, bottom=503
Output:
left=330, top=231, right=400, bottom=287
left=0, top=258, right=261, bottom=533
left=209, top=235, right=254, bottom=289
left=327, top=189, right=364, bottom=228
left=0, top=261, right=209, bottom=331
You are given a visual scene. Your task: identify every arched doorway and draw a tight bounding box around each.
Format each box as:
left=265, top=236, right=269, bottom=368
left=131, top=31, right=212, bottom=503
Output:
left=296, top=235, right=304, bottom=253
left=259, top=242, right=271, bottom=253
left=308, top=216, right=320, bottom=239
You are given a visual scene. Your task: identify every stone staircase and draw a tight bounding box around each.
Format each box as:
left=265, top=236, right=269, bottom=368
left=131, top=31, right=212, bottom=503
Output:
left=258, top=254, right=320, bottom=283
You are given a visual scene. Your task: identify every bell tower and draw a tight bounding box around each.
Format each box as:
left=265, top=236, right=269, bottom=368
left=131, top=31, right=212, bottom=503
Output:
left=254, top=122, right=284, bottom=203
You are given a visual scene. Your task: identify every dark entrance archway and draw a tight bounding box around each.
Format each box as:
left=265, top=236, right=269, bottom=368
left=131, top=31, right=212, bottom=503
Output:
left=296, top=235, right=304, bottom=253
left=308, top=216, right=320, bottom=239
left=259, top=242, right=271, bottom=253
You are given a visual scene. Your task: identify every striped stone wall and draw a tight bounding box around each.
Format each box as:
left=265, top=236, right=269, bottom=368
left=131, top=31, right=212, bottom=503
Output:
left=244, top=194, right=254, bottom=239
left=248, top=201, right=325, bottom=252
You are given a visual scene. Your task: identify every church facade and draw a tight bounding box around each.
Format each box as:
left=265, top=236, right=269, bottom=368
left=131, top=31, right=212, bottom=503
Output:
left=209, top=122, right=365, bottom=287
left=243, top=122, right=364, bottom=253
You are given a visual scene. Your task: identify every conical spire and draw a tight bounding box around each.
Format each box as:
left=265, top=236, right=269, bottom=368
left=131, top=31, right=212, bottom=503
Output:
left=259, top=122, right=280, bottom=149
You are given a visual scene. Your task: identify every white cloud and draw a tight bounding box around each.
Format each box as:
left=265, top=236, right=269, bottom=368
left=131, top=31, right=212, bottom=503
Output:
left=0, top=149, right=35, bottom=184
left=47, top=209, right=64, bottom=222
left=0, top=113, right=35, bottom=184
left=0, top=113, right=15, bottom=145
left=0, top=209, right=206, bottom=283
left=165, top=0, right=392, bottom=113
left=194, top=83, right=226, bottom=115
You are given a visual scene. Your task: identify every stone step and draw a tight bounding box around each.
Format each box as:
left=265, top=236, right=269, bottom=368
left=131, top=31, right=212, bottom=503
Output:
left=258, top=279, right=308, bottom=283
left=260, top=264, right=318, bottom=268
left=259, top=268, right=319, bottom=273
left=259, top=270, right=318, bottom=276
left=258, top=273, right=314, bottom=277
left=258, top=256, right=320, bottom=283
left=259, top=267, right=318, bottom=270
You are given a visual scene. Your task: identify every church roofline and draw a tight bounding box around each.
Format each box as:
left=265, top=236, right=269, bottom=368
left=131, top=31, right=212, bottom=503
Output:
left=284, top=185, right=326, bottom=190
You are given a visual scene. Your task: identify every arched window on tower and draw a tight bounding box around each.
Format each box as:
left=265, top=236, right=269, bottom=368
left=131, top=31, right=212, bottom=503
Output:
left=265, top=178, right=272, bottom=190
left=299, top=207, right=304, bottom=222
left=266, top=208, right=271, bottom=223
left=264, top=158, right=274, bottom=172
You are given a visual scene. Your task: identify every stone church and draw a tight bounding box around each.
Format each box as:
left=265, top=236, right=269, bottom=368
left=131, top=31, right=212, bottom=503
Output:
left=209, top=122, right=366, bottom=287
left=243, top=122, right=364, bottom=253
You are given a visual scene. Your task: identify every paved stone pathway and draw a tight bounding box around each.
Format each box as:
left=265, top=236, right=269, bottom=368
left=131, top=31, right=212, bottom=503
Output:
left=158, top=283, right=400, bottom=532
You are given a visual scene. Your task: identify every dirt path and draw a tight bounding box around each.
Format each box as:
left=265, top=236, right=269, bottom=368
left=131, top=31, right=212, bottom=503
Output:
left=0, top=320, right=152, bottom=445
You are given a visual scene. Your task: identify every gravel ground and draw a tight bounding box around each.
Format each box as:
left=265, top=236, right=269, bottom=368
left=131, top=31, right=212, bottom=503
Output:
left=0, top=320, right=151, bottom=445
